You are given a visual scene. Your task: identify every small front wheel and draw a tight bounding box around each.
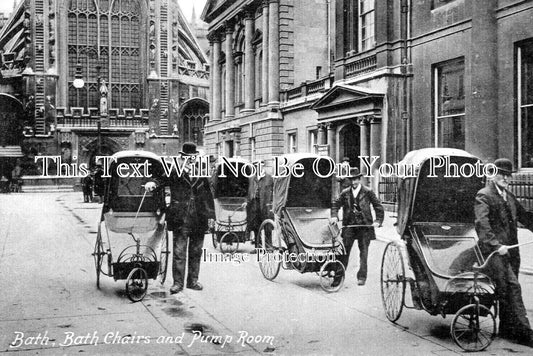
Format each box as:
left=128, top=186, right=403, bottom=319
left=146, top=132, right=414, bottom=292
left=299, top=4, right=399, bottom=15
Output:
left=125, top=267, right=148, bottom=302
left=319, top=260, right=345, bottom=293
left=220, top=232, right=239, bottom=254
left=451, top=303, right=496, bottom=352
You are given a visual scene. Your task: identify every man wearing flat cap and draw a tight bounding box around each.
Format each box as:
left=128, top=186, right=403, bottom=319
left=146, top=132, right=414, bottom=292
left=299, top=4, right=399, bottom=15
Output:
left=331, top=167, right=384, bottom=286
left=145, top=142, right=215, bottom=294
left=475, top=158, right=533, bottom=347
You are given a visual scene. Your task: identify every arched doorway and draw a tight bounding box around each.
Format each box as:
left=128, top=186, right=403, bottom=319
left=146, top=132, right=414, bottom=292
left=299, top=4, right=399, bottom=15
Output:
left=84, top=137, right=122, bottom=169
left=338, top=122, right=360, bottom=169
left=0, top=94, right=24, bottom=184
left=179, top=98, right=209, bottom=145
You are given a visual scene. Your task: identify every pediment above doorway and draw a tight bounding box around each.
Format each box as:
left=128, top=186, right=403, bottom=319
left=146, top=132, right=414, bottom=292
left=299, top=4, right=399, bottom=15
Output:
left=311, top=84, right=385, bottom=122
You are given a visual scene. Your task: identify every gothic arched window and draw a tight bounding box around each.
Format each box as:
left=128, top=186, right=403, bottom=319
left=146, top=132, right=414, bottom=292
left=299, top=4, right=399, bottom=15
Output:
left=67, top=0, right=142, bottom=111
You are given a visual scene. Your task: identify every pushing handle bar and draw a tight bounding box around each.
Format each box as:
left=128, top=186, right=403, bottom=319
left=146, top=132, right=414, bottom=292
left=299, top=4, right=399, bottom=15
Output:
left=474, top=240, right=533, bottom=270
left=129, top=190, right=148, bottom=242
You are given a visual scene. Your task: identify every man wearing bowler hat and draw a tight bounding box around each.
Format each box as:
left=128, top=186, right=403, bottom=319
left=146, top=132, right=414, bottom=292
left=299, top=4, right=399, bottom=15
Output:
left=475, top=158, right=533, bottom=346
left=145, top=142, right=215, bottom=294
left=331, top=167, right=384, bottom=286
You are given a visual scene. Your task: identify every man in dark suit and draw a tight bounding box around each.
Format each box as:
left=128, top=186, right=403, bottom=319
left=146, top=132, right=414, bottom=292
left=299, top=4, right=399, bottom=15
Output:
left=475, top=158, right=533, bottom=347
left=146, top=142, right=215, bottom=294
left=331, top=168, right=384, bottom=285
left=247, top=165, right=274, bottom=248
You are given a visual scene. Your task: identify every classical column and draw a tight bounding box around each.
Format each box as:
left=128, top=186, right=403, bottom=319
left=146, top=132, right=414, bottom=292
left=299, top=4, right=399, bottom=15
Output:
left=268, top=0, right=279, bottom=107
left=327, top=123, right=336, bottom=159
left=212, top=34, right=222, bottom=121
left=207, top=40, right=215, bottom=120
left=208, top=39, right=214, bottom=121
left=261, top=0, right=269, bottom=105
left=369, top=116, right=382, bottom=190
left=225, top=24, right=235, bottom=119
left=318, top=124, right=327, bottom=145
left=243, top=8, right=255, bottom=112
left=358, top=117, right=370, bottom=175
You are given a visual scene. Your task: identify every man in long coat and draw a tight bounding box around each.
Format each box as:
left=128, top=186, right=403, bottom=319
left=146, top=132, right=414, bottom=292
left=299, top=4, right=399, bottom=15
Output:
left=247, top=165, right=274, bottom=247
left=146, top=142, right=215, bottom=294
left=331, top=167, right=384, bottom=286
left=475, top=158, right=533, bottom=346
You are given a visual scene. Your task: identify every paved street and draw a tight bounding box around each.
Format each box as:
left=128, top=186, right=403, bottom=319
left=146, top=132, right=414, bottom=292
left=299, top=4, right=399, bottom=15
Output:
left=1, top=192, right=533, bottom=355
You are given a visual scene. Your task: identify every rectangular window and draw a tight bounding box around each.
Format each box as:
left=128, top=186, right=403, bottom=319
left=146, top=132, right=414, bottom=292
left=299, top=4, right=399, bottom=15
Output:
left=434, top=58, right=465, bottom=149
left=359, top=0, right=375, bottom=52
left=432, top=0, right=456, bottom=10
left=287, top=132, right=297, bottom=153
left=226, top=140, right=234, bottom=157
left=343, top=0, right=357, bottom=55
left=309, top=130, right=318, bottom=154
left=518, top=42, right=533, bottom=168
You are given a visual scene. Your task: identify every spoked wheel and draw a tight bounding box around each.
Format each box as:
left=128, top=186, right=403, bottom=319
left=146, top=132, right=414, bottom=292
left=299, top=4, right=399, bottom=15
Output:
left=211, top=230, right=218, bottom=249
left=258, top=219, right=282, bottom=281
left=451, top=303, right=496, bottom=352
left=125, top=267, right=148, bottom=302
left=157, top=230, right=170, bottom=285
left=319, top=260, right=345, bottom=293
left=380, top=242, right=406, bottom=322
left=93, top=228, right=104, bottom=289
left=220, top=232, right=239, bottom=254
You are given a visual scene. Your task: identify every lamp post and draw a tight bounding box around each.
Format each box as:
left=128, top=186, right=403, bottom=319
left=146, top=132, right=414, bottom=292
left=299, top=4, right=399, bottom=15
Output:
left=96, top=64, right=101, bottom=156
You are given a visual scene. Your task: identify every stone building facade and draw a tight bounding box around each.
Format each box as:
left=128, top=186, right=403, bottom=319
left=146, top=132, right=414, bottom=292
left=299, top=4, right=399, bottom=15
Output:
left=201, top=0, right=329, bottom=164
left=0, top=0, right=210, bottom=177
left=202, top=0, right=533, bottom=208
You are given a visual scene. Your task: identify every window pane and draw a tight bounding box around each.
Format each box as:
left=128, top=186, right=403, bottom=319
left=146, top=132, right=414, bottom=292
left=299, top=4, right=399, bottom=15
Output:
left=521, top=106, right=533, bottom=168
left=437, top=60, right=465, bottom=116
left=360, top=0, right=374, bottom=14
left=521, top=45, right=533, bottom=105
left=438, top=116, right=465, bottom=149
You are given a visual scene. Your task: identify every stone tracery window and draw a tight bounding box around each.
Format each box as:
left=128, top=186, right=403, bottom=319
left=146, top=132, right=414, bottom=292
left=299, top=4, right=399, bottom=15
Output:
left=67, top=0, right=142, bottom=111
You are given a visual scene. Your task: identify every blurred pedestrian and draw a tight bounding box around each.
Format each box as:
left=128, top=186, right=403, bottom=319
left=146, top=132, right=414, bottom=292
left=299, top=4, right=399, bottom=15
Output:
left=93, top=164, right=104, bottom=203
left=82, top=173, right=93, bottom=203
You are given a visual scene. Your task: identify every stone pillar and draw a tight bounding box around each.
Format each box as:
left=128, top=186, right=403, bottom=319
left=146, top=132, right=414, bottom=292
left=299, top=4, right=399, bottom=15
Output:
left=369, top=116, right=382, bottom=191
left=244, top=8, right=255, bottom=112
left=268, top=0, right=279, bottom=107
left=327, top=123, right=336, bottom=159
left=318, top=124, right=327, bottom=145
left=208, top=39, right=214, bottom=121
left=225, top=24, right=235, bottom=119
left=358, top=117, right=370, bottom=175
left=261, top=0, right=269, bottom=105
left=212, top=34, right=222, bottom=121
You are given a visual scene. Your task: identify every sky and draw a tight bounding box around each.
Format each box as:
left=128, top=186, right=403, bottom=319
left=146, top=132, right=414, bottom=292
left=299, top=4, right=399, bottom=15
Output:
left=0, top=0, right=208, bottom=23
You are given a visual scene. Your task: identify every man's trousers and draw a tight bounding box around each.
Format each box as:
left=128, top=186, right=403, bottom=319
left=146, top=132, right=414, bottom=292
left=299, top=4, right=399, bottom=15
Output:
left=172, top=226, right=205, bottom=287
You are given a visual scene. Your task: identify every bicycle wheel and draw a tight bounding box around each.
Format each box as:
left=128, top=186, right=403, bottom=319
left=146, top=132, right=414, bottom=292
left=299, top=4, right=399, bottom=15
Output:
left=258, top=219, right=282, bottom=280
left=157, top=230, right=170, bottom=285
left=380, top=242, right=406, bottom=322
left=93, top=228, right=104, bottom=289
